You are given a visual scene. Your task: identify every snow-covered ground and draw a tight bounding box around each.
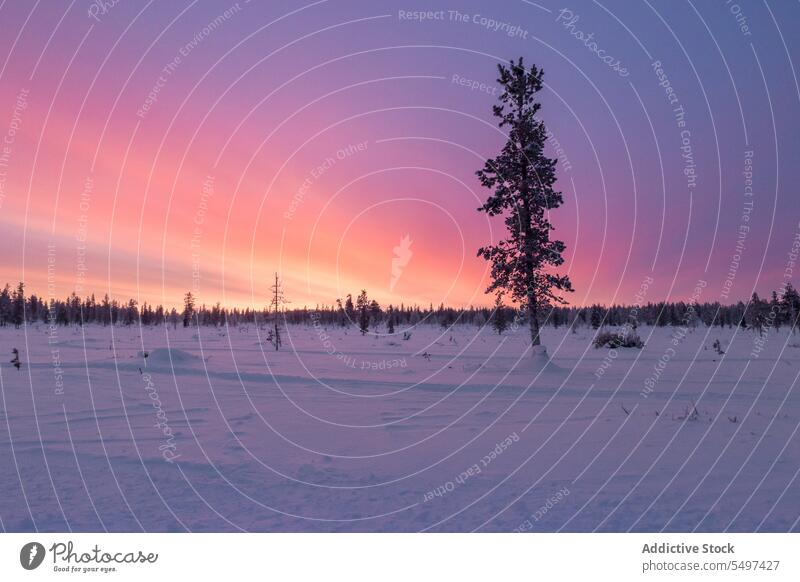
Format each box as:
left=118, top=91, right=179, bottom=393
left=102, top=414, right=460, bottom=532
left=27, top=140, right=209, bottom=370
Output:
left=0, top=321, right=797, bottom=532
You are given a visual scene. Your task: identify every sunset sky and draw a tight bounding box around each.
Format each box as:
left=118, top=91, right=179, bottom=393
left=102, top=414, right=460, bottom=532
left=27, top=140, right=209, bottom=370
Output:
left=0, top=0, right=798, bottom=310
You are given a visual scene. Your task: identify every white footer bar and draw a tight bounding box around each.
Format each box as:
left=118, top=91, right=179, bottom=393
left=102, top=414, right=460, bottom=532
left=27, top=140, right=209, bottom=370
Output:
left=1, top=533, right=796, bottom=581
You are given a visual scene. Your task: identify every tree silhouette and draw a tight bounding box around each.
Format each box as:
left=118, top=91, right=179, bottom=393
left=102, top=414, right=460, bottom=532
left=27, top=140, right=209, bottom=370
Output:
left=356, top=290, right=369, bottom=335
left=12, top=282, right=25, bottom=327
left=268, top=273, right=289, bottom=350
left=492, top=294, right=509, bottom=335
left=183, top=292, right=195, bottom=327
left=476, top=58, right=572, bottom=351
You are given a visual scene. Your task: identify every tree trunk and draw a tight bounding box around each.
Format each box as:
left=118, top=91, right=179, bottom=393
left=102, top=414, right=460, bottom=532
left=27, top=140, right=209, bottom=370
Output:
left=520, top=201, right=541, bottom=350
left=528, top=291, right=541, bottom=347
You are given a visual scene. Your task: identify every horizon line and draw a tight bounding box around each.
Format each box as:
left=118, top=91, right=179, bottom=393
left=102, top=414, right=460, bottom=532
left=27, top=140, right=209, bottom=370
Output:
left=2, top=280, right=790, bottom=312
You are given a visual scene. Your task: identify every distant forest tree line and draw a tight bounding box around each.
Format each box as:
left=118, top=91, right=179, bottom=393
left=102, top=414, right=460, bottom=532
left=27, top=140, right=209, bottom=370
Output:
left=1, top=282, right=799, bottom=336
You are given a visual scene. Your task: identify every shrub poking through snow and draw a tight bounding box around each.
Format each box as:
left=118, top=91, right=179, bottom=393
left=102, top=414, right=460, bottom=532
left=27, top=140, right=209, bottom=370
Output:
left=678, top=400, right=700, bottom=422
left=592, top=330, right=644, bottom=349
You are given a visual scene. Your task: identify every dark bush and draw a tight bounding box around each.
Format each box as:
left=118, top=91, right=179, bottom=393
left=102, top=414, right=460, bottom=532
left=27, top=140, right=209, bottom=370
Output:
left=593, top=330, right=644, bottom=349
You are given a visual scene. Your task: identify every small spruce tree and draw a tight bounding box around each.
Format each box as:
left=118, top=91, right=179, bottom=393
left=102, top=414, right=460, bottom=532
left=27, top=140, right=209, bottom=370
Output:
left=590, top=305, right=603, bottom=330
left=356, top=290, right=370, bottom=335
left=492, top=294, right=509, bottom=335
left=183, top=292, right=195, bottom=327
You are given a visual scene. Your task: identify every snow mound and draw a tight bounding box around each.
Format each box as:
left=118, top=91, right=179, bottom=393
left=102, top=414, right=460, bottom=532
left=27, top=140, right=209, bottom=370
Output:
left=511, top=345, right=563, bottom=373
left=139, top=348, right=201, bottom=366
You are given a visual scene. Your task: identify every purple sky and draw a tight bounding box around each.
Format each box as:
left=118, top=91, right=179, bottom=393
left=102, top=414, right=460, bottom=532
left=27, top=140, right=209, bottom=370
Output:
left=0, top=0, right=798, bottom=308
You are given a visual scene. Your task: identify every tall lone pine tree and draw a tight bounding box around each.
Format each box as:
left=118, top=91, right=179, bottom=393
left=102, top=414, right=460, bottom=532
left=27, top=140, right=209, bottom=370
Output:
left=477, top=58, right=573, bottom=352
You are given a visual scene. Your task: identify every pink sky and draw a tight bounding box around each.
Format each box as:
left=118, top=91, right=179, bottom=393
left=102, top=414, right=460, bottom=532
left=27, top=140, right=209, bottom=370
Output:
left=0, top=1, right=798, bottom=310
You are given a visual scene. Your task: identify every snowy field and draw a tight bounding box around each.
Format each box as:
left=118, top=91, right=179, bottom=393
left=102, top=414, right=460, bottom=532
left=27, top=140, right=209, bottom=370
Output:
left=0, top=321, right=797, bottom=532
